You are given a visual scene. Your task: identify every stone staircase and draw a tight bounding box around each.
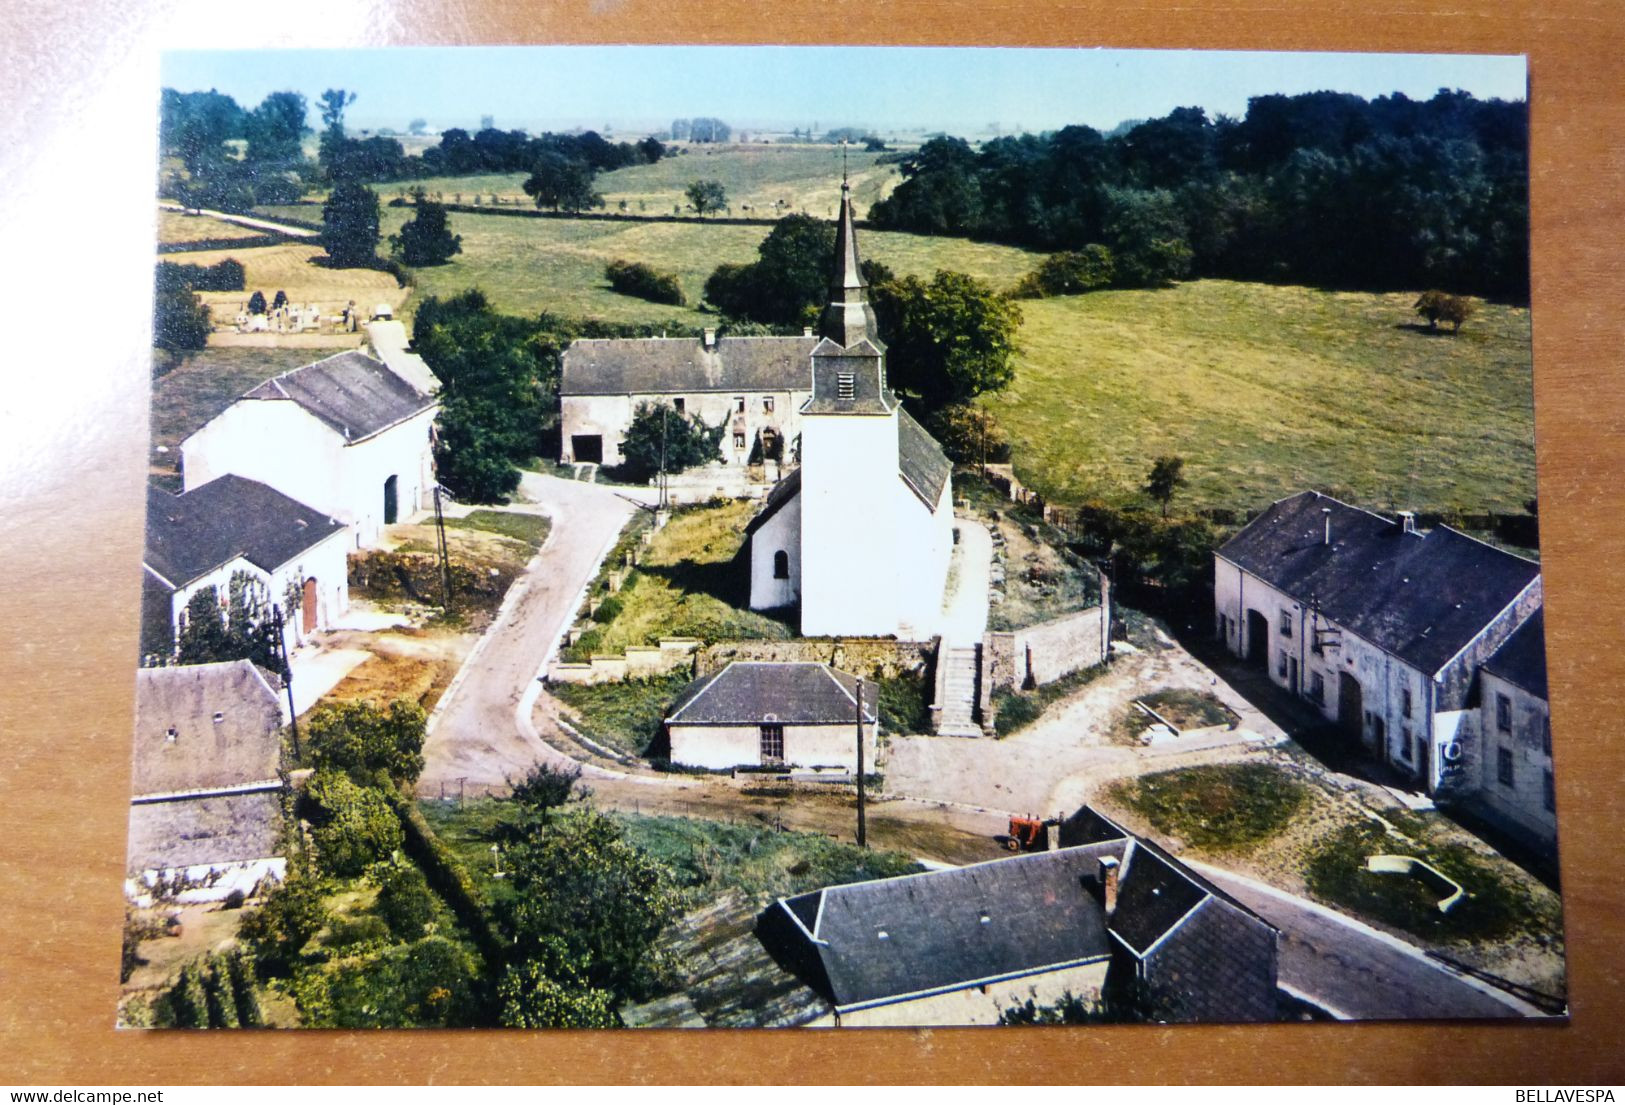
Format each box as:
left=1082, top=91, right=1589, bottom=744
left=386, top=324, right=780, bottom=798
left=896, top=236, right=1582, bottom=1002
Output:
left=933, top=642, right=985, bottom=737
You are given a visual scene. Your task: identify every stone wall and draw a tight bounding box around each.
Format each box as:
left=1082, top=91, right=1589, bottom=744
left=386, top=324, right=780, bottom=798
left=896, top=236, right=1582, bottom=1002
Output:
left=547, top=638, right=700, bottom=685
left=980, top=605, right=1109, bottom=713
left=697, top=637, right=934, bottom=681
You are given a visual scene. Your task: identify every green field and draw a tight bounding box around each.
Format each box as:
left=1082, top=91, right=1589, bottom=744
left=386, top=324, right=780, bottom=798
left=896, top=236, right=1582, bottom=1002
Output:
left=985, top=281, right=1536, bottom=517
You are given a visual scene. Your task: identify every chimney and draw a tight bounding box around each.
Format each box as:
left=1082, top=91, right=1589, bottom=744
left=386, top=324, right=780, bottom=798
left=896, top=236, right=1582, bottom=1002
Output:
left=702, top=328, right=716, bottom=350
left=1322, top=506, right=1333, bottom=546
left=803, top=325, right=814, bottom=338
left=1098, top=855, right=1120, bottom=916
left=1399, top=511, right=1417, bottom=535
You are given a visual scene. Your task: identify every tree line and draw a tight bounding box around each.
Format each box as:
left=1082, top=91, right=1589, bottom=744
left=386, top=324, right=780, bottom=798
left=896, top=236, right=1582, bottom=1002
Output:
left=868, top=90, right=1529, bottom=299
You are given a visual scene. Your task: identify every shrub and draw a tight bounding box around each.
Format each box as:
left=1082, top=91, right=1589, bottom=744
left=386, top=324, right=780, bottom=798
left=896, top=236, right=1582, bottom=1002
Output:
left=992, top=690, right=1041, bottom=737
left=591, top=595, right=624, bottom=623
left=303, top=770, right=405, bottom=877
left=375, top=863, right=437, bottom=941
left=293, top=936, right=480, bottom=1028
left=153, top=286, right=211, bottom=351
left=1414, top=289, right=1477, bottom=333
left=155, top=258, right=246, bottom=294
left=239, top=870, right=330, bottom=977
left=605, top=259, right=685, bottom=306
left=1012, top=245, right=1117, bottom=298
left=928, top=403, right=1012, bottom=465
left=307, top=698, right=427, bottom=785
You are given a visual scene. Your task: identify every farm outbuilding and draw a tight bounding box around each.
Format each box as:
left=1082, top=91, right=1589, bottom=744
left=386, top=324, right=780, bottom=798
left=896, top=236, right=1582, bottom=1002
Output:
left=663, top=661, right=877, bottom=772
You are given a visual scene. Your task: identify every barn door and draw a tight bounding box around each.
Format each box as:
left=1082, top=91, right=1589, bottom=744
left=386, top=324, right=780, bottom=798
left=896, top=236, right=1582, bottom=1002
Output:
left=301, top=578, right=318, bottom=634
left=383, top=475, right=399, bottom=525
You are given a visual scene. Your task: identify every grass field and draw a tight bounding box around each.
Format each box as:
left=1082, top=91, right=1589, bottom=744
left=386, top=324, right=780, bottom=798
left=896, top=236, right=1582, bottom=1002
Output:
left=156, top=240, right=407, bottom=321
left=442, top=509, right=551, bottom=549
left=1110, top=763, right=1310, bottom=852
left=158, top=208, right=269, bottom=245
left=985, top=281, right=1536, bottom=517
left=550, top=672, right=693, bottom=757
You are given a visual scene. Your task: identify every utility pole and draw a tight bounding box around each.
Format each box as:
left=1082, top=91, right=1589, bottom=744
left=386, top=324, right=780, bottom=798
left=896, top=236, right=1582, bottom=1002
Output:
left=433, top=484, right=453, bottom=610
left=658, top=404, right=670, bottom=512
left=271, top=604, right=299, bottom=758
left=855, top=677, right=867, bottom=849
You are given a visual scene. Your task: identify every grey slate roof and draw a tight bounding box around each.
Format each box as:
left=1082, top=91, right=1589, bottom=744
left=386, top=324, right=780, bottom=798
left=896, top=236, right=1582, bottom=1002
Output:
left=127, top=791, right=284, bottom=872
left=666, top=661, right=877, bottom=726
left=144, top=476, right=346, bottom=589
left=897, top=407, right=953, bottom=509
left=131, top=660, right=284, bottom=796
left=1218, top=491, right=1540, bottom=675
left=762, top=847, right=1115, bottom=1009
left=243, top=349, right=435, bottom=441
left=1484, top=608, right=1547, bottom=699
left=817, top=181, right=883, bottom=349
left=560, top=335, right=818, bottom=396
left=743, top=468, right=801, bottom=537
left=803, top=345, right=896, bottom=415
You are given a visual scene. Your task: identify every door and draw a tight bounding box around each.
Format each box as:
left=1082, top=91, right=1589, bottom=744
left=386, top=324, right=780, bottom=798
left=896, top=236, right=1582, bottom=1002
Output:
left=383, top=474, right=399, bottom=525
left=301, top=577, right=318, bottom=634
left=1246, top=610, right=1269, bottom=667
left=1338, top=672, right=1362, bottom=737
left=571, top=434, right=603, bottom=464
left=1288, top=657, right=1300, bottom=696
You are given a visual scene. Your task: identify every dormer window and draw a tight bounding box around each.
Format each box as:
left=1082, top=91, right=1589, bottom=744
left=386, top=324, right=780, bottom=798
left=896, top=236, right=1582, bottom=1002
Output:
left=836, top=372, right=855, bottom=400
left=165, top=727, right=178, bottom=743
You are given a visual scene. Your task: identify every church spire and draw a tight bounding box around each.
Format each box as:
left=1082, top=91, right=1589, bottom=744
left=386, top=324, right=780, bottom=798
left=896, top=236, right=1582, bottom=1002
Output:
left=818, top=176, right=881, bottom=349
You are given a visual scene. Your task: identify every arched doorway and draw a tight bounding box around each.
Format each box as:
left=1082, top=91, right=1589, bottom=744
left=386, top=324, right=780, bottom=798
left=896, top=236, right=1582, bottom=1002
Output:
left=1338, top=672, right=1362, bottom=737
left=1246, top=609, right=1269, bottom=668
left=301, top=577, right=318, bottom=634
left=383, top=475, right=399, bottom=525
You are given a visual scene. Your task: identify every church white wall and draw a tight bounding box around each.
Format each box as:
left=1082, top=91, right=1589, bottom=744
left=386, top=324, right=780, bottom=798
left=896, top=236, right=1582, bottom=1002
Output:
left=894, top=473, right=955, bottom=640
left=799, top=412, right=902, bottom=638
left=749, top=488, right=800, bottom=611
left=667, top=721, right=876, bottom=772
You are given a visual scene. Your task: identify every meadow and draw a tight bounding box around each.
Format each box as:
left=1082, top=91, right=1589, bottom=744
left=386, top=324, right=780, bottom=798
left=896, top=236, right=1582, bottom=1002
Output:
left=158, top=208, right=271, bottom=245
left=985, top=281, right=1536, bottom=517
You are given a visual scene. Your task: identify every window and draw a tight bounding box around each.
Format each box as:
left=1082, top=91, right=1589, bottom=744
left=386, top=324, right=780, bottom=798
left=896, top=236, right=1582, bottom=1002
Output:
left=1279, top=609, right=1293, bottom=638
left=1496, top=693, right=1513, bottom=732
left=1402, top=689, right=1413, bottom=719
left=1497, top=747, right=1515, bottom=788
left=1542, top=717, right=1552, bottom=757
left=1368, top=714, right=1385, bottom=744
left=763, top=397, right=774, bottom=413
left=1310, top=671, right=1325, bottom=704
left=735, top=396, right=745, bottom=413
left=1544, top=769, right=1556, bottom=812
left=673, top=397, right=685, bottom=414
left=773, top=550, right=789, bottom=579
left=1277, top=652, right=1288, bottom=680
left=759, top=724, right=785, bottom=764
left=837, top=372, right=855, bottom=400
left=733, top=432, right=746, bottom=449
left=1310, top=624, right=1322, bottom=655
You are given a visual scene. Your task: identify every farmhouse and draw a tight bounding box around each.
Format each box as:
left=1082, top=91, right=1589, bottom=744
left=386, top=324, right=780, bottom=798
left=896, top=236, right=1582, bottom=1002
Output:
left=1471, top=609, right=1557, bottom=858
left=1213, top=490, right=1542, bottom=796
left=140, top=475, right=350, bottom=664
left=743, top=182, right=955, bottom=638
left=757, top=806, right=1278, bottom=1026
left=180, top=330, right=438, bottom=548
left=663, top=661, right=877, bottom=772
left=125, top=660, right=287, bottom=905
left=559, top=332, right=816, bottom=467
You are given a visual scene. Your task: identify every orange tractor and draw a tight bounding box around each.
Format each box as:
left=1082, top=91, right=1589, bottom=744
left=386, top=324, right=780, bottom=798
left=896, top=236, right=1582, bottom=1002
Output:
left=1004, top=814, right=1058, bottom=853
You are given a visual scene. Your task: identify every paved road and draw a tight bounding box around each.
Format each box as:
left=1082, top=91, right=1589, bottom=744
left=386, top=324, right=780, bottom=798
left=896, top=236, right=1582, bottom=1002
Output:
left=158, top=201, right=319, bottom=239
left=417, top=472, right=652, bottom=797
left=1187, top=860, right=1537, bottom=1020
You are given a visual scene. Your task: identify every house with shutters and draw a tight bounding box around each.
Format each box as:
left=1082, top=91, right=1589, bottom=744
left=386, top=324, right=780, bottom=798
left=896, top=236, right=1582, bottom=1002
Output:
left=1213, top=491, right=1542, bottom=797
left=756, top=806, right=1278, bottom=1026
left=179, top=330, right=438, bottom=549
left=662, top=661, right=877, bottom=772
left=125, top=660, right=287, bottom=905
left=741, top=181, right=955, bottom=638
left=140, top=475, right=350, bottom=663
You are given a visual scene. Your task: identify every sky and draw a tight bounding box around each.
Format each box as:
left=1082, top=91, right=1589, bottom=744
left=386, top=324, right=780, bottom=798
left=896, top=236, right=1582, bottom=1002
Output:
left=160, top=46, right=1526, bottom=136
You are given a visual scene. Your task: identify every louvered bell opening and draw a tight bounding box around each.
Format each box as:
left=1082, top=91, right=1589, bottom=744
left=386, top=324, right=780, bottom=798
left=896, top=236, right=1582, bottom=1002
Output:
left=837, top=372, right=855, bottom=401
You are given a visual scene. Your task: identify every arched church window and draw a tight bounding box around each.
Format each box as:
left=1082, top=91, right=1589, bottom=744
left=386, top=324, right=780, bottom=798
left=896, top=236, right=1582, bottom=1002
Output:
left=773, top=550, right=789, bottom=579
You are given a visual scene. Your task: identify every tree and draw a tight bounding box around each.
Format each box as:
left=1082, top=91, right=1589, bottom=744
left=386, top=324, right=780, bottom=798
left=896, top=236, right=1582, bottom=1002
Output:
left=616, top=401, right=723, bottom=482
left=497, top=956, right=620, bottom=1028
left=244, top=91, right=308, bottom=165
left=320, top=182, right=382, bottom=267
left=870, top=269, right=1023, bottom=412
left=302, top=770, right=404, bottom=877
left=928, top=403, right=1011, bottom=467
left=1012, top=245, right=1117, bottom=298
left=1145, top=455, right=1187, bottom=518
left=374, top=863, right=437, bottom=941
left=153, top=286, right=211, bottom=351
left=522, top=152, right=603, bottom=213
left=506, top=762, right=587, bottom=823
left=391, top=200, right=463, bottom=266
left=239, top=868, right=330, bottom=977
left=407, top=118, right=429, bottom=136
left=173, top=577, right=283, bottom=671
left=685, top=179, right=727, bottom=217
left=703, top=213, right=834, bottom=326
left=306, top=698, right=427, bottom=785
left=1414, top=289, right=1476, bottom=333
left=247, top=290, right=267, bottom=315
left=1103, top=188, right=1193, bottom=287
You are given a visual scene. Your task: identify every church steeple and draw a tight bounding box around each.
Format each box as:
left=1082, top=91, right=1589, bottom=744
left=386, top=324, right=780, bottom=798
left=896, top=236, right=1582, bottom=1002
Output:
left=818, top=178, right=881, bottom=349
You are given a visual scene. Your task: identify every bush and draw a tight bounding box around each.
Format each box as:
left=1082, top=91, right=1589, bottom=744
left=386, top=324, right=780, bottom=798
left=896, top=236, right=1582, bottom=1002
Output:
left=152, top=285, right=211, bottom=351
left=591, top=594, right=624, bottom=623
left=1012, top=245, right=1117, bottom=298
left=605, top=259, right=685, bottom=306
left=303, top=770, right=405, bottom=877
left=307, top=698, right=427, bottom=785
left=155, top=258, right=246, bottom=294
left=1414, top=289, right=1477, bottom=333
left=239, top=870, right=330, bottom=977
left=992, top=690, right=1041, bottom=737
left=927, top=403, right=1012, bottom=465
left=293, top=936, right=480, bottom=1028
left=375, top=863, right=437, bottom=940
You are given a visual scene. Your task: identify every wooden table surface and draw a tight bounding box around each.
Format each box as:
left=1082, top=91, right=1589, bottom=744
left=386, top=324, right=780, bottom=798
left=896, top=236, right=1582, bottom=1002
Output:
left=2, top=0, right=1622, bottom=1085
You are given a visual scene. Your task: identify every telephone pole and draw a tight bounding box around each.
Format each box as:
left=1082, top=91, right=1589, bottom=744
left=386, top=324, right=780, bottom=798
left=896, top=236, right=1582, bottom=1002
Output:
left=271, top=604, right=299, bottom=758
left=433, top=484, right=453, bottom=610
left=855, top=677, right=867, bottom=849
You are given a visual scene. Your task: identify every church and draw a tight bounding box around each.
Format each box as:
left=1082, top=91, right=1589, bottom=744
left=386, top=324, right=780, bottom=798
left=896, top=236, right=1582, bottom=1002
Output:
left=742, top=182, right=955, bottom=639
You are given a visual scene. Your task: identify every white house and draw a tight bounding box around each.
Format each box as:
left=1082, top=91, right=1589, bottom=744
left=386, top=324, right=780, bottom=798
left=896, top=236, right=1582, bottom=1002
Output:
left=559, top=332, right=816, bottom=467
left=180, top=340, right=438, bottom=549
left=663, top=661, right=878, bottom=772
left=125, top=660, right=287, bottom=905
left=140, top=475, right=351, bottom=663
left=1473, top=609, right=1557, bottom=858
left=1213, top=491, right=1542, bottom=795
left=742, top=181, right=956, bottom=639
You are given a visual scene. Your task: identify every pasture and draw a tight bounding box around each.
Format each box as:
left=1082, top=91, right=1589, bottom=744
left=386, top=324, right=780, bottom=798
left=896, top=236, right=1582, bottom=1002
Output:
left=156, top=240, right=408, bottom=324
left=158, top=208, right=270, bottom=245
left=984, top=281, right=1536, bottom=517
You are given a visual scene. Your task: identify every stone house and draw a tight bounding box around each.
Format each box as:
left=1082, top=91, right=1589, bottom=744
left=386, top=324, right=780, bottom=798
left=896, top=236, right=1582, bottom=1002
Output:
left=140, top=475, right=350, bottom=663
left=125, top=660, right=287, bottom=905
left=663, top=661, right=877, bottom=772
left=1472, top=609, right=1557, bottom=857
left=756, top=806, right=1278, bottom=1026
left=180, top=343, right=438, bottom=549
left=1213, top=490, right=1542, bottom=794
